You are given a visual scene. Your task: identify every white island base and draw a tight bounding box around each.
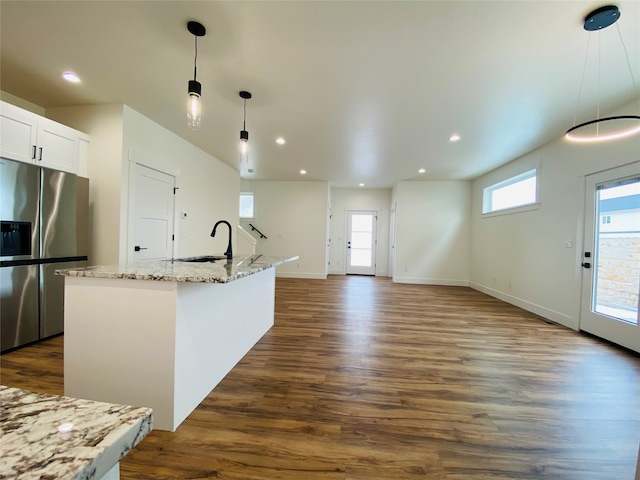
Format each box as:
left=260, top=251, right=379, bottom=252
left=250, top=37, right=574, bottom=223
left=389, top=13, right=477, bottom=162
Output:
left=64, top=267, right=275, bottom=431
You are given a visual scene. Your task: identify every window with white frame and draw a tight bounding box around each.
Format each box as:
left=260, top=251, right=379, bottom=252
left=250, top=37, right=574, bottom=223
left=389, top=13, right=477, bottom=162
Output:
left=239, top=192, right=254, bottom=219
left=482, top=169, right=538, bottom=214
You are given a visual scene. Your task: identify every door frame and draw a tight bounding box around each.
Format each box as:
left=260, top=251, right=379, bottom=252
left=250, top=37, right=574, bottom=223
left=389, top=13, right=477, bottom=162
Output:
left=345, top=209, right=378, bottom=276
left=579, top=161, right=640, bottom=353
left=126, top=149, right=180, bottom=263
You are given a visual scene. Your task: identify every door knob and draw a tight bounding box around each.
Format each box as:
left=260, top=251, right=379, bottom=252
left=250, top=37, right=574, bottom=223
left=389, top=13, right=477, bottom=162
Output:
left=134, top=245, right=148, bottom=252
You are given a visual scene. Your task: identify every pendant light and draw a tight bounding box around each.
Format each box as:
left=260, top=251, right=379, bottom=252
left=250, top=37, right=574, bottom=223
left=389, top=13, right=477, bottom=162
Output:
left=239, top=91, right=252, bottom=163
left=187, top=21, right=206, bottom=130
left=565, top=5, right=640, bottom=143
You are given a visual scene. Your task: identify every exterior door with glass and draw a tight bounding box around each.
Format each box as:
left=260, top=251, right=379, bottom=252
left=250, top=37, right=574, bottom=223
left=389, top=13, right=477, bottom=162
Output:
left=580, top=162, right=639, bottom=353
left=346, top=211, right=377, bottom=275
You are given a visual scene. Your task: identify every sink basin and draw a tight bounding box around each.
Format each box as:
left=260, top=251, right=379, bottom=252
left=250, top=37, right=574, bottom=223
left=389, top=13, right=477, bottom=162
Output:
left=172, top=256, right=227, bottom=263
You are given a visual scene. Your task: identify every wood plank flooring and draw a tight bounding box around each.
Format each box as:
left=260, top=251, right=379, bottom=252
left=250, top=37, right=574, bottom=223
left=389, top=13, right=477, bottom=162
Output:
left=1, top=276, right=639, bottom=479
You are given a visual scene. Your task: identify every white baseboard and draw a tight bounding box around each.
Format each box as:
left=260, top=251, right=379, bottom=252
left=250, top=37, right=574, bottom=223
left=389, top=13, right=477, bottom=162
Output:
left=392, top=276, right=469, bottom=287
left=469, top=282, right=577, bottom=330
left=276, top=272, right=327, bottom=280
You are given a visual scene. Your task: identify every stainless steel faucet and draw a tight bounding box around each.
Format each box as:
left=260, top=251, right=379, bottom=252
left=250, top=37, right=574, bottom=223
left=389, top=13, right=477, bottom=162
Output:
left=211, top=220, right=233, bottom=260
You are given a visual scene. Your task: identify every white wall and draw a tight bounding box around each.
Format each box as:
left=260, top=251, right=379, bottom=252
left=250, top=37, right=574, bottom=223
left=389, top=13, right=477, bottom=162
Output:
left=240, top=181, right=329, bottom=278
left=393, top=181, right=471, bottom=285
left=47, top=104, right=240, bottom=265
left=46, top=104, right=125, bottom=266
left=470, top=100, right=640, bottom=330
left=329, top=188, right=391, bottom=276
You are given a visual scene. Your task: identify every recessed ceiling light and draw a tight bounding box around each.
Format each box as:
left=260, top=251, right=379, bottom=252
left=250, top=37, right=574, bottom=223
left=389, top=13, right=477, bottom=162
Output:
left=62, top=71, right=80, bottom=83
left=449, top=134, right=461, bottom=142
left=276, top=137, right=286, bottom=145
left=359, top=183, right=365, bottom=187
left=418, top=168, right=426, bottom=174
left=300, top=169, right=307, bottom=175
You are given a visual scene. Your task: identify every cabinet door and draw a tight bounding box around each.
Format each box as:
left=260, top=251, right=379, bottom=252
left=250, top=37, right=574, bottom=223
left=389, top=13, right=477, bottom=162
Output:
left=36, top=120, right=78, bottom=173
left=0, top=103, right=37, bottom=163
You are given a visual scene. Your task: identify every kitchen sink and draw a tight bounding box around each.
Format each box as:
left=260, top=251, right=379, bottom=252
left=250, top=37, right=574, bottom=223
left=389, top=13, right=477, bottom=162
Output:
left=171, top=256, right=227, bottom=263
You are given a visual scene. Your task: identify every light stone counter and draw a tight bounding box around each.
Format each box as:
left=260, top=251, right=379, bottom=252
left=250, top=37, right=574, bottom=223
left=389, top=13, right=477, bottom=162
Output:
left=56, top=254, right=298, bottom=283
left=0, top=386, right=152, bottom=480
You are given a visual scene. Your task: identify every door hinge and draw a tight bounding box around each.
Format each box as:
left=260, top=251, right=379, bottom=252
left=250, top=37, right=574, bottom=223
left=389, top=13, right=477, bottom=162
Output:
left=173, top=187, right=179, bottom=194
left=172, top=234, right=175, bottom=241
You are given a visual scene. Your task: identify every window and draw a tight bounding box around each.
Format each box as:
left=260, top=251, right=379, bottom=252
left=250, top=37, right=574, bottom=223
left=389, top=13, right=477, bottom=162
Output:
left=483, top=169, right=538, bottom=214
left=239, top=192, right=254, bottom=219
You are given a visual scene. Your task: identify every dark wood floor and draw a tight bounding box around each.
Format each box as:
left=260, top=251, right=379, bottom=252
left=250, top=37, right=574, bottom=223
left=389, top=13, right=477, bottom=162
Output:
left=2, top=276, right=639, bottom=479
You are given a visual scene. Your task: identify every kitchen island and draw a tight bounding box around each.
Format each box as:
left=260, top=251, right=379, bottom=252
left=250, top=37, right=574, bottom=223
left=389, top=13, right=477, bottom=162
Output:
left=58, top=254, right=297, bottom=431
left=0, top=385, right=152, bottom=480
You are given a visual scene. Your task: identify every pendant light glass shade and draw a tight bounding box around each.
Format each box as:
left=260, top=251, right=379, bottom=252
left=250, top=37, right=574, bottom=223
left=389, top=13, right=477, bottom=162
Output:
left=187, top=80, right=202, bottom=130
left=239, top=91, right=252, bottom=163
left=186, top=21, right=206, bottom=130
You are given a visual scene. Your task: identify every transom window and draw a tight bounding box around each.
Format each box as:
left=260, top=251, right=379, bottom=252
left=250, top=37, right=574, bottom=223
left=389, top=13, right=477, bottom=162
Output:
left=483, top=169, right=538, bottom=214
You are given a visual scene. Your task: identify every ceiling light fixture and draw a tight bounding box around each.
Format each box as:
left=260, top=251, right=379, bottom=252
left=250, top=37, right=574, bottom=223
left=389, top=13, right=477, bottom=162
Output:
left=359, top=183, right=365, bottom=187
left=566, top=5, right=640, bottom=143
left=186, top=21, right=206, bottom=130
left=239, top=91, right=252, bottom=163
left=300, top=169, right=307, bottom=175
left=449, top=134, right=461, bottom=142
left=276, top=137, right=286, bottom=145
left=62, top=71, right=80, bottom=83
left=418, top=168, right=426, bottom=174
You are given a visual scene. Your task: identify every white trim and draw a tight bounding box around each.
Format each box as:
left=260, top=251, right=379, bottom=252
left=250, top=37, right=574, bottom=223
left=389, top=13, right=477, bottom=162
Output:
left=128, top=148, right=181, bottom=178
left=393, top=277, right=469, bottom=287
left=481, top=202, right=540, bottom=218
left=469, top=282, right=577, bottom=330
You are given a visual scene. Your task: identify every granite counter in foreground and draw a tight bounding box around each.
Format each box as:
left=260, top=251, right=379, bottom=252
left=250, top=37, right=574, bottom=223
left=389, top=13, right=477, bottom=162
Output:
left=0, top=385, right=152, bottom=480
left=56, top=254, right=298, bottom=283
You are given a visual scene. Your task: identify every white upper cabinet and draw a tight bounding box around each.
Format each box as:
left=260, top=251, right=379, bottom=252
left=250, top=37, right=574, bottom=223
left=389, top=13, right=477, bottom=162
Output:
left=0, top=101, right=88, bottom=174
left=0, top=103, right=37, bottom=163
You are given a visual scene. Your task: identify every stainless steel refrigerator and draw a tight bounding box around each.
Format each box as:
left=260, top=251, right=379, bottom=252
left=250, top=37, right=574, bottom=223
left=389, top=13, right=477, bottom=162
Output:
left=1, top=157, right=88, bottom=351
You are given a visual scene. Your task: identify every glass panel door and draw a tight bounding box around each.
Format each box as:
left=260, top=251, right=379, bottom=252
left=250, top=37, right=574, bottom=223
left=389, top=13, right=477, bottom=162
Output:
left=580, top=162, right=640, bottom=353
left=346, top=211, right=377, bottom=275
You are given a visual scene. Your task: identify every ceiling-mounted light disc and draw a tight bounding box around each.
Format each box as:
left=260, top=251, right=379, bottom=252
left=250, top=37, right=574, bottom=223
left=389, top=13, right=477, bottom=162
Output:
left=187, top=21, right=206, bottom=37
left=583, top=5, right=620, bottom=31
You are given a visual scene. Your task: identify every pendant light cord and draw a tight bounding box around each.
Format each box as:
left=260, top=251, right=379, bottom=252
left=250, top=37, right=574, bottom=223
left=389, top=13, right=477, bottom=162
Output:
left=616, top=23, right=639, bottom=96
left=193, top=36, right=198, bottom=82
left=572, top=33, right=591, bottom=128
left=243, top=98, right=247, bottom=130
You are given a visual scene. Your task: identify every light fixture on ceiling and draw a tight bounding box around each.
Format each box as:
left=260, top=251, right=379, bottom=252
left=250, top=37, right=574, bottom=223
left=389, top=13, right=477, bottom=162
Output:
left=359, top=183, right=365, bottom=187
left=239, top=91, right=252, bottom=163
left=186, top=21, right=206, bottom=130
left=300, top=169, right=307, bottom=175
left=566, top=5, right=640, bottom=143
left=449, top=134, right=461, bottom=142
left=418, top=168, right=426, bottom=174
left=276, top=137, right=286, bottom=145
left=62, top=71, right=80, bottom=83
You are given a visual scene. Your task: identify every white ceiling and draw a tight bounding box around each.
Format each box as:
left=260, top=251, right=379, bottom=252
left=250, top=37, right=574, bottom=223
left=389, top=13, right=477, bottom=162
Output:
left=1, top=1, right=639, bottom=188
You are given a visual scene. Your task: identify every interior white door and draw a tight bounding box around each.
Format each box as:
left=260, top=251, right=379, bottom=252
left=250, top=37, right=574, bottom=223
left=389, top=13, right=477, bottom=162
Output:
left=389, top=202, right=396, bottom=278
left=346, top=210, right=377, bottom=275
left=580, top=162, right=639, bottom=353
left=131, top=163, right=175, bottom=261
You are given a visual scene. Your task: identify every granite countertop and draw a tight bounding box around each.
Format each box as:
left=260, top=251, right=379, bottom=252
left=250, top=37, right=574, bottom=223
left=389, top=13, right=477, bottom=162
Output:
left=0, top=385, right=152, bottom=480
left=56, top=254, right=298, bottom=283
